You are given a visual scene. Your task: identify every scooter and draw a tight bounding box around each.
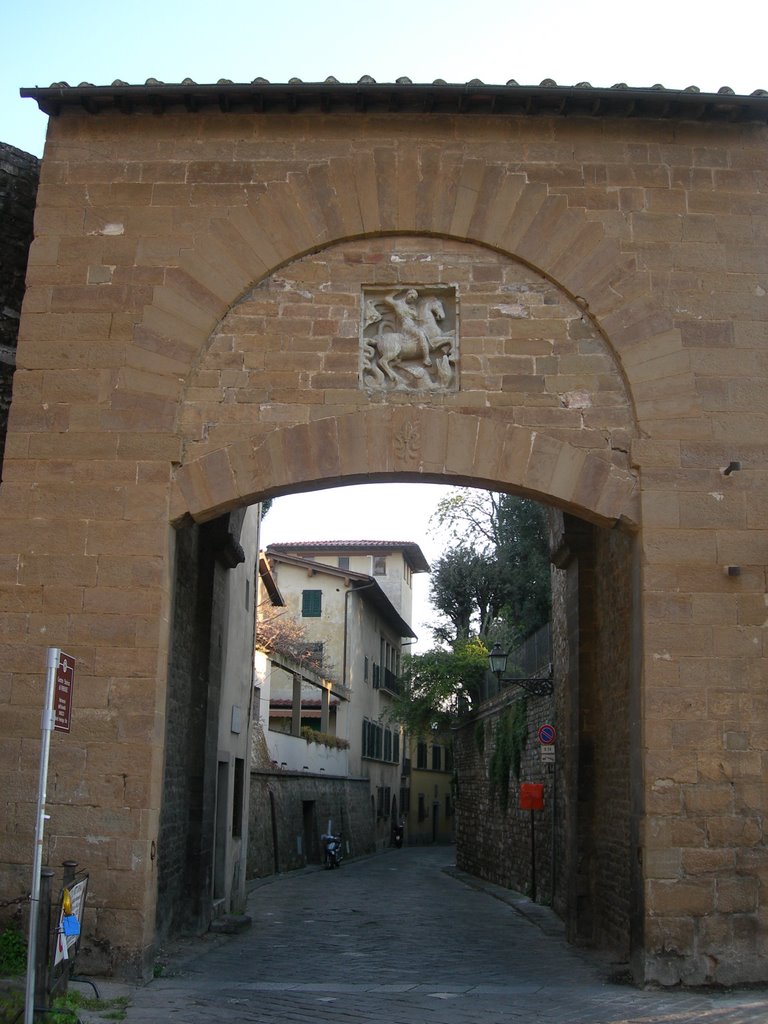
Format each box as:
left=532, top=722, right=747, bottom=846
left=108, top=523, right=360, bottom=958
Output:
left=322, top=832, right=343, bottom=869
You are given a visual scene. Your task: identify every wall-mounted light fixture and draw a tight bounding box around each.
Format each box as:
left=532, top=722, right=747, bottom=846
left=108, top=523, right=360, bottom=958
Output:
left=488, top=643, right=554, bottom=697
left=724, top=565, right=742, bottom=577
left=723, top=461, right=742, bottom=476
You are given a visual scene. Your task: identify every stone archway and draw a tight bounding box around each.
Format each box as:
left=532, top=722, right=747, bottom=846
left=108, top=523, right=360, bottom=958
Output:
left=164, top=231, right=644, bottom=965
left=2, top=87, right=765, bottom=987
left=170, top=234, right=639, bottom=528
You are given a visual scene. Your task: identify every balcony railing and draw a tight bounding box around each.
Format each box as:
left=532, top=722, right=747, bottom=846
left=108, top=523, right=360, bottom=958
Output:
left=380, top=668, right=401, bottom=696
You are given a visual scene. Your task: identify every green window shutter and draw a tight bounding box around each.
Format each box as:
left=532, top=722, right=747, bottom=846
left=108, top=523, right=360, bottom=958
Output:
left=302, top=590, right=322, bottom=617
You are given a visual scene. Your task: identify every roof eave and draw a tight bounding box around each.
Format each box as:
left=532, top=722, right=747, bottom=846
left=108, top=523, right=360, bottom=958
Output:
left=20, top=81, right=768, bottom=124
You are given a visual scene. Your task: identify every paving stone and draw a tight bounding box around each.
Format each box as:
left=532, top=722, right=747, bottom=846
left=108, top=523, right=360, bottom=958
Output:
left=72, top=847, right=768, bottom=1024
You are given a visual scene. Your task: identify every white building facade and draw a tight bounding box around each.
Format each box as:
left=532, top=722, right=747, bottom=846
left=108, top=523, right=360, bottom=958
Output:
left=255, top=541, right=428, bottom=851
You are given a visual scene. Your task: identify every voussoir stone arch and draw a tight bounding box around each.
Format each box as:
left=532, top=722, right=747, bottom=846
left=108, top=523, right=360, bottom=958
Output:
left=169, top=231, right=641, bottom=526
left=132, top=148, right=698, bottom=442
left=173, top=408, right=640, bottom=529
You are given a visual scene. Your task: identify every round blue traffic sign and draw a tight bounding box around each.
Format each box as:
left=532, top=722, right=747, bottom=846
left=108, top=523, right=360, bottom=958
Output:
left=538, top=724, right=556, bottom=745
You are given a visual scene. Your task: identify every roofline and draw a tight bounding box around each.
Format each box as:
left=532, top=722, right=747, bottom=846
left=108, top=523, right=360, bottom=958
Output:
left=265, top=549, right=417, bottom=639
left=267, top=540, right=430, bottom=574
left=20, top=80, right=768, bottom=124
left=265, top=548, right=374, bottom=584
left=258, top=555, right=285, bottom=607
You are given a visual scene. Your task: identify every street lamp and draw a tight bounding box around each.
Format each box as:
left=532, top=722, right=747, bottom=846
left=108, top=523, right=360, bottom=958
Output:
left=487, top=643, right=554, bottom=697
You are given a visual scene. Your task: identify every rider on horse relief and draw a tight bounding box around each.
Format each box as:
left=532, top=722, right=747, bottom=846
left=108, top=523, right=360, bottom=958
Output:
left=362, top=286, right=456, bottom=390
left=381, top=289, right=433, bottom=367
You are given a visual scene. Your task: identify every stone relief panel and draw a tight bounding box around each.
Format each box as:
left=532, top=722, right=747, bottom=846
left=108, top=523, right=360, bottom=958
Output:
left=360, top=285, right=458, bottom=392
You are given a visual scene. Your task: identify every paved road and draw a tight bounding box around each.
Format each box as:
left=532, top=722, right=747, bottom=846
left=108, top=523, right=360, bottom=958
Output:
left=92, top=847, right=768, bottom=1023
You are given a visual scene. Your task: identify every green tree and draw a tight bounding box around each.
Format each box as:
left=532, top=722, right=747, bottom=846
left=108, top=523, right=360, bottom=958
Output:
left=388, top=638, right=489, bottom=735
left=429, top=489, right=550, bottom=649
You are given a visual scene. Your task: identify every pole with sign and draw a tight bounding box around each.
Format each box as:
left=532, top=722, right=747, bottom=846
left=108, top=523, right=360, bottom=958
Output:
left=24, top=649, right=75, bottom=1024
left=537, top=723, right=557, bottom=900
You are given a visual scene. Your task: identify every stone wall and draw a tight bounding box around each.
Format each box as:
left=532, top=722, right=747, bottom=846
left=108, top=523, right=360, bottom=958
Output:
left=156, top=517, right=226, bottom=952
left=456, top=515, right=636, bottom=963
left=248, top=772, right=374, bottom=877
left=455, top=690, right=556, bottom=901
left=1, top=88, right=766, bottom=985
left=0, top=143, right=39, bottom=467
left=550, top=514, right=637, bottom=958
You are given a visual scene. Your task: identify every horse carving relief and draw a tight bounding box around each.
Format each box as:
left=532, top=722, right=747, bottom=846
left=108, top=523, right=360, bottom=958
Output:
left=360, top=286, right=458, bottom=391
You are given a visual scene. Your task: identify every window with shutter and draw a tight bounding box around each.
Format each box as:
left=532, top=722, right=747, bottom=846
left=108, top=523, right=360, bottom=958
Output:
left=301, top=589, right=322, bottom=617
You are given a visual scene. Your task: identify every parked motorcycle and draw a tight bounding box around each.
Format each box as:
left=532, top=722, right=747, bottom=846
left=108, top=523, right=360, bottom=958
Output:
left=322, top=833, right=343, bottom=869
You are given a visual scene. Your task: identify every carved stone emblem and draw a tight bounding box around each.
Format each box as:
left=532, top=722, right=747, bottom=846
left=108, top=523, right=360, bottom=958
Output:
left=360, top=285, right=458, bottom=392
left=394, top=421, right=421, bottom=463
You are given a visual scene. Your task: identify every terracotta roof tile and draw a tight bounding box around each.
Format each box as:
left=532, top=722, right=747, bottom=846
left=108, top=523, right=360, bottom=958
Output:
left=21, top=80, right=768, bottom=123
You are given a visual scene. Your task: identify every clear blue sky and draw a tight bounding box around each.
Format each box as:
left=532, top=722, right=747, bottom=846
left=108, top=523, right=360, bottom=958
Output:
left=3, top=0, right=766, bottom=157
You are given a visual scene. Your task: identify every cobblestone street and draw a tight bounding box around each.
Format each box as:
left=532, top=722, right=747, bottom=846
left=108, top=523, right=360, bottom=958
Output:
left=95, top=848, right=768, bottom=1024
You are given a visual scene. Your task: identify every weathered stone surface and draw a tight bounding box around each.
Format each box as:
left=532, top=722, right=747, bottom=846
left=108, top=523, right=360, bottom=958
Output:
left=0, top=95, right=765, bottom=989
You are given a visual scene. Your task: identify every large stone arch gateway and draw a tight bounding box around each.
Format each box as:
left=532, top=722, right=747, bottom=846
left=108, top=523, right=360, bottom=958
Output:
left=5, top=80, right=768, bottom=984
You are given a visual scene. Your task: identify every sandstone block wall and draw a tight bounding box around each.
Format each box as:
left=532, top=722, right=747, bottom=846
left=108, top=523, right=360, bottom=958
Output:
left=0, top=98, right=765, bottom=985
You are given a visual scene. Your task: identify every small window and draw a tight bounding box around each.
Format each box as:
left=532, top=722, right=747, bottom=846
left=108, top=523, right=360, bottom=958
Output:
left=364, top=655, right=369, bottom=683
left=432, top=745, right=442, bottom=772
left=301, top=590, right=322, bottom=617
left=417, top=741, right=427, bottom=770
left=338, top=555, right=350, bottom=570
left=372, top=555, right=387, bottom=576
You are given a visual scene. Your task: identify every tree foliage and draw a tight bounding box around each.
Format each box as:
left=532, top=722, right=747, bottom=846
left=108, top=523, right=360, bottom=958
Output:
left=390, top=490, right=551, bottom=734
left=429, top=489, right=550, bottom=648
left=388, top=638, right=489, bottom=736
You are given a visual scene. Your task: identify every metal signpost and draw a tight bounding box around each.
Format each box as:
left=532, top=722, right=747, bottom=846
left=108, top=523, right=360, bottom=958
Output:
left=24, top=648, right=75, bottom=1024
left=537, top=723, right=557, bottom=900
